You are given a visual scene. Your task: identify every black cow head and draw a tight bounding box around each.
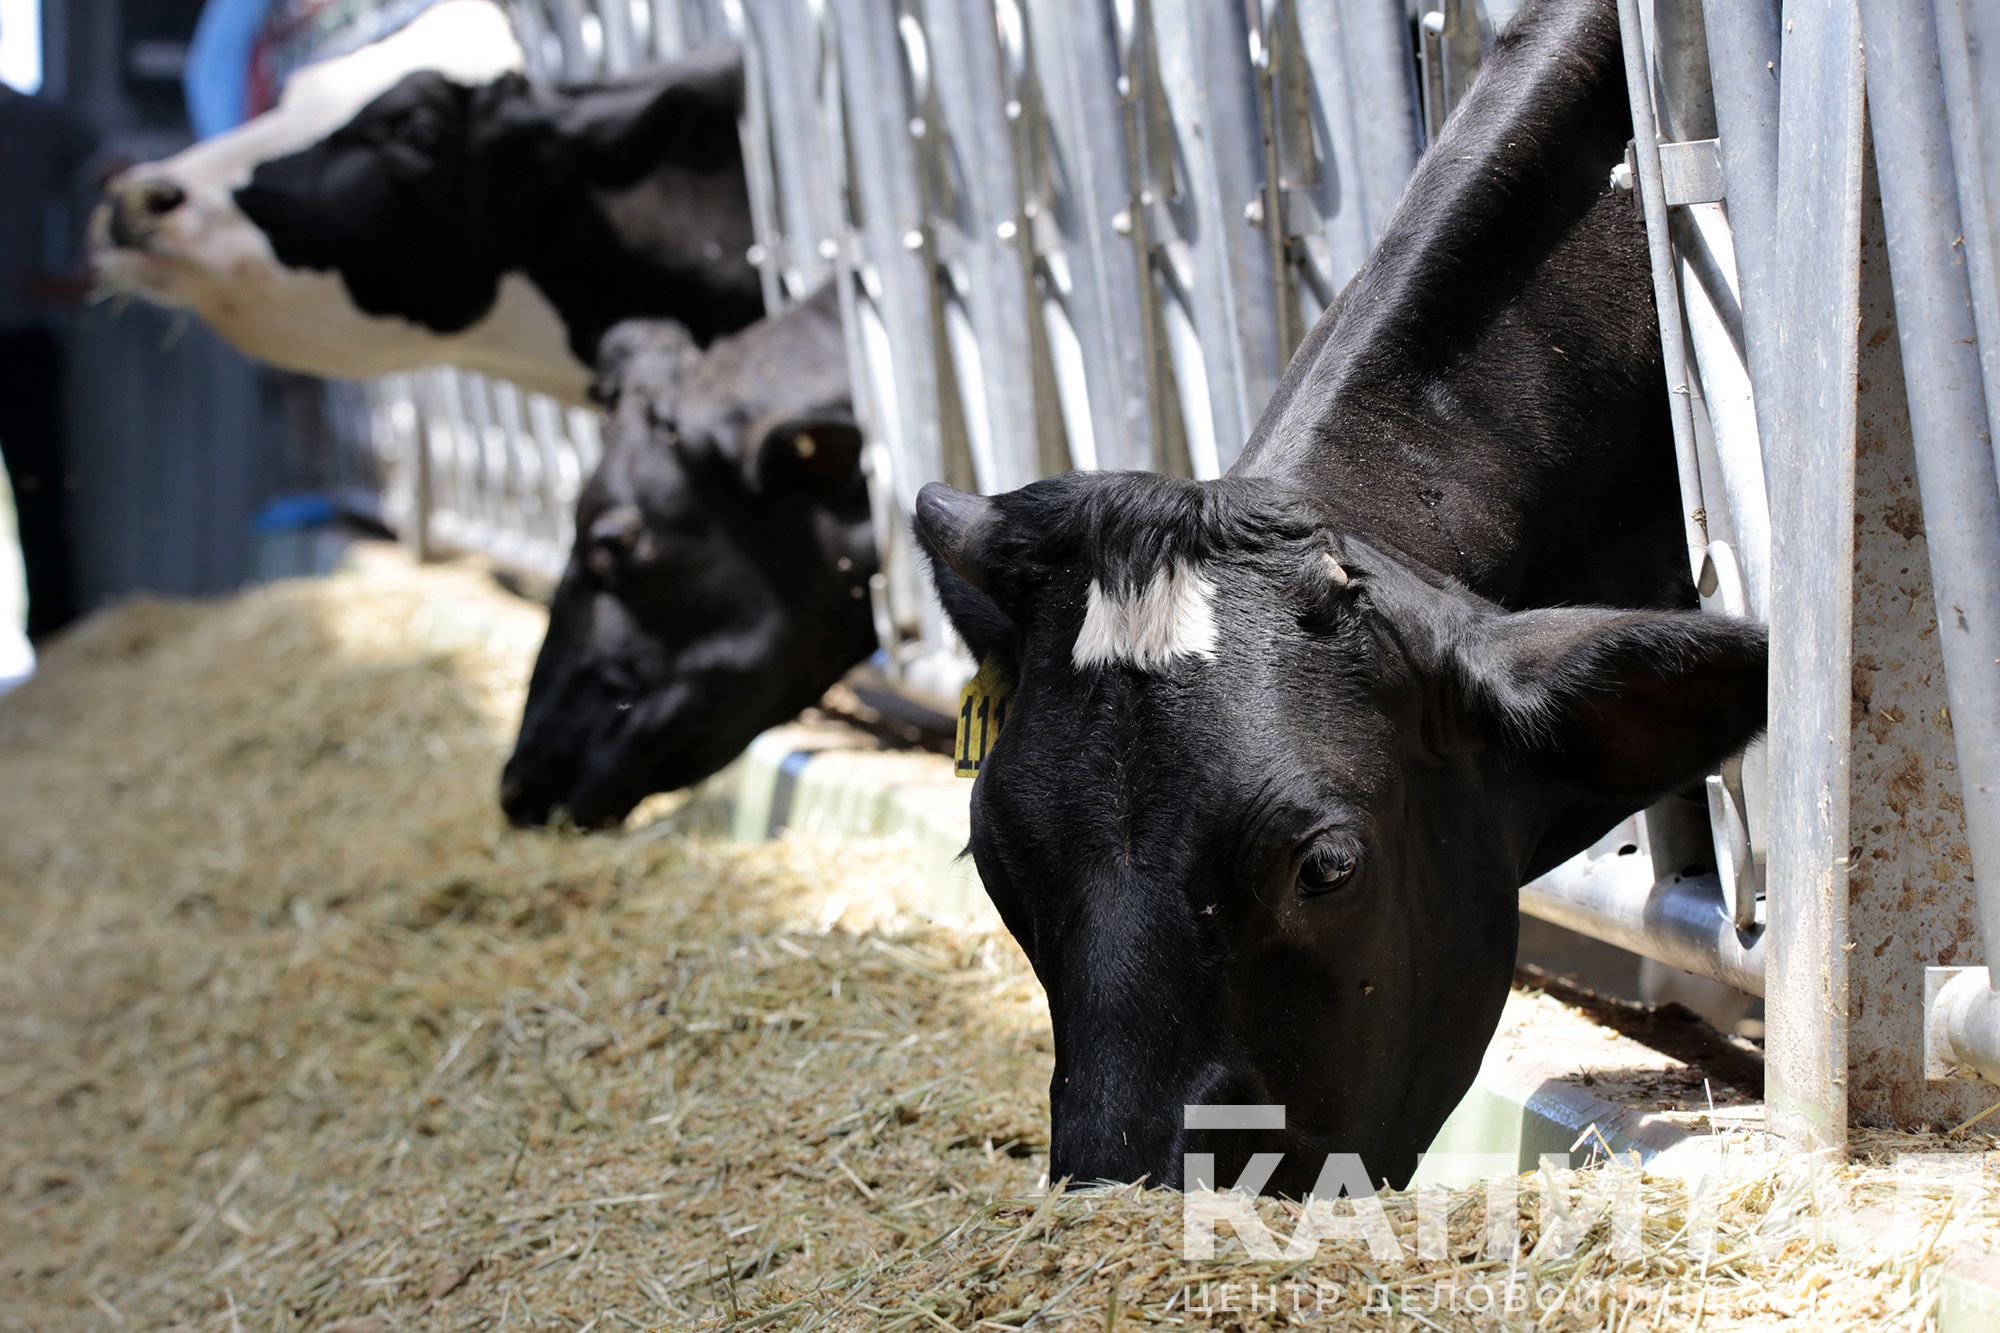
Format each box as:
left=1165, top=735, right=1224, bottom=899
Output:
left=501, top=297, right=876, bottom=828
left=916, top=471, right=1766, bottom=1193
left=229, top=70, right=514, bottom=336
left=232, top=52, right=754, bottom=351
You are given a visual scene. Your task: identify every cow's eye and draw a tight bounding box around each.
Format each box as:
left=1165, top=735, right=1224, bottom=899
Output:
left=585, top=538, right=624, bottom=587
left=583, top=506, right=646, bottom=587
left=1297, top=841, right=1358, bottom=896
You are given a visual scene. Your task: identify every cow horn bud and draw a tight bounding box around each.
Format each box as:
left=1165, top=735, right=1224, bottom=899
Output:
left=1326, top=554, right=1351, bottom=587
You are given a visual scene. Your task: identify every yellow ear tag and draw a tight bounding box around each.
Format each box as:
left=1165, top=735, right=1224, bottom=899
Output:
left=953, top=658, right=1013, bottom=778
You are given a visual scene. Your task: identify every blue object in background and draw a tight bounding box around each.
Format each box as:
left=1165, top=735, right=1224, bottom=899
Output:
left=249, top=492, right=351, bottom=583
left=251, top=492, right=337, bottom=535
left=183, top=0, right=271, bottom=137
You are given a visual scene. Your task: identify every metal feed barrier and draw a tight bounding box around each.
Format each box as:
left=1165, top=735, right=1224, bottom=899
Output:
left=287, top=0, right=2000, bottom=1144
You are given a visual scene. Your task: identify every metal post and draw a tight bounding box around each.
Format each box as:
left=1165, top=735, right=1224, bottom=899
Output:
left=408, top=378, right=436, bottom=565
left=1763, top=0, right=1866, bottom=1155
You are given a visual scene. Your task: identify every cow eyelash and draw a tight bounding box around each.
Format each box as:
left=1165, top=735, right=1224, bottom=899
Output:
left=1297, top=838, right=1361, bottom=896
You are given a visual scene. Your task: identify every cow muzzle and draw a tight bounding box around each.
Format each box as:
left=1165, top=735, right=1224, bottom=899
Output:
left=498, top=762, right=561, bottom=829
left=101, top=177, right=189, bottom=249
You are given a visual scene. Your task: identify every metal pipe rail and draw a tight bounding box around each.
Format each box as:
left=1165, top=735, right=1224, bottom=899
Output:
left=1931, top=969, right=2000, bottom=1090
left=1521, top=853, right=1766, bottom=998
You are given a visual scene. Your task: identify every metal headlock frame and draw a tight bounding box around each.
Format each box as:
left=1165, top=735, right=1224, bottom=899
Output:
left=286, top=0, right=1997, bottom=1142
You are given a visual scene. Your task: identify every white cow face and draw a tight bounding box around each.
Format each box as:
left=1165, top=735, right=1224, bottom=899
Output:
left=91, top=0, right=589, bottom=400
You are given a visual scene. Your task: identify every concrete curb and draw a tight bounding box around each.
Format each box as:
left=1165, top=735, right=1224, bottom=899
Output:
left=710, top=725, right=987, bottom=920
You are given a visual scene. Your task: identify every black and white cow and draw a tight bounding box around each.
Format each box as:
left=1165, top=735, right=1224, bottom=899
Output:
left=914, top=0, right=1766, bottom=1194
left=500, top=283, right=874, bottom=827
left=91, top=0, right=763, bottom=403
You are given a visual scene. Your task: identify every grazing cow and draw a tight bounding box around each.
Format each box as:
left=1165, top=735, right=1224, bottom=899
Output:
left=500, top=283, right=874, bottom=828
left=91, top=0, right=763, bottom=403
left=914, top=0, right=1766, bottom=1195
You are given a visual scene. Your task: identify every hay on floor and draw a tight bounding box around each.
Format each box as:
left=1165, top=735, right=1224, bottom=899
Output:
left=1, top=553, right=1994, bottom=1330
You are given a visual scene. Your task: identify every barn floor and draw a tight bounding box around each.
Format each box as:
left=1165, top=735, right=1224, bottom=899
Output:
left=2, top=553, right=1995, bottom=1330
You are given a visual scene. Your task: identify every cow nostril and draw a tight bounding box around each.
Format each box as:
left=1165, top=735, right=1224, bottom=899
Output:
left=141, top=181, right=186, bottom=216
left=106, top=179, right=186, bottom=249
left=499, top=771, right=557, bottom=828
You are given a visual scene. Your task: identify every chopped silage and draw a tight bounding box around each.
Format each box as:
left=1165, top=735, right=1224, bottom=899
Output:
left=0, top=554, right=1993, bottom=1330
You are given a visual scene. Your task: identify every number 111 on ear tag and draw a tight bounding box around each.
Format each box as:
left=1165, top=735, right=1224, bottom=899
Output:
left=954, top=659, right=1012, bottom=778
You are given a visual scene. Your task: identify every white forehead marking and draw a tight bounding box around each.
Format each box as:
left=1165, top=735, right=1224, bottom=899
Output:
left=1071, top=561, right=1218, bottom=672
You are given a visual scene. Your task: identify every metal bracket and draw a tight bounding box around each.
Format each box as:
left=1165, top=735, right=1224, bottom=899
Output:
left=1927, top=968, right=2000, bottom=1089
left=1659, top=137, right=1725, bottom=207
left=1705, top=773, right=1759, bottom=930
left=1926, top=966, right=1983, bottom=1081
left=1698, top=541, right=1762, bottom=930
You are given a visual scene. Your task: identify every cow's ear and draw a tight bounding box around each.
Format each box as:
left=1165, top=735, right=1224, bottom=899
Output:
left=591, top=319, right=698, bottom=411
left=589, top=323, right=644, bottom=408
left=1465, top=607, right=1767, bottom=803
left=748, top=411, right=864, bottom=493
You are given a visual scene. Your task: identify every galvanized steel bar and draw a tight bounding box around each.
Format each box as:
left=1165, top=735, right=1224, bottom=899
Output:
left=1144, top=0, right=1285, bottom=476
left=1763, top=0, right=1866, bottom=1154
left=1862, top=0, right=2000, bottom=1025
left=918, top=0, right=1053, bottom=494
left=725, top=0, right=789, bottom=312
left=1674, top=208, right=1770, bottom=616
left=1700, top=1, right=1781, bottom=457
left=823, top=0, right=966, bottom=708
left=1261, top=0, right=1420, bottom=344
left=1616, top=0, right=1708, bottom=581
left=1634, top=0, right=1772, bottom=614
left=1622, top=2, right=1768, bottom=616
left=1932, top=0, right=2000, bottom=486
left=1520, top=855, right=1765, bottom=997
left=727, top=0, right=841, bottom=304
left=1020, top=0, right=1160, bottom=473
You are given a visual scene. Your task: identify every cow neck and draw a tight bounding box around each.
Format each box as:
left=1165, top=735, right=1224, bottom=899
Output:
left=511, top=149, right=763, bottom=364
left=1233, top=0, right=1685, bottom=614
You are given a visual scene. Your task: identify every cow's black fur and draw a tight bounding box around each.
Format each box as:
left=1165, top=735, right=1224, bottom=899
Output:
left=914, top=0, right=1766, bottom=1195
left=501, top=283, right=876, bottom=828
left=231, top=46, right=764, bottom=363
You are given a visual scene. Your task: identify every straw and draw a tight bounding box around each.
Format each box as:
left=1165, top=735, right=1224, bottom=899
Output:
left=2, top=552, right=1993, bottom=1330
